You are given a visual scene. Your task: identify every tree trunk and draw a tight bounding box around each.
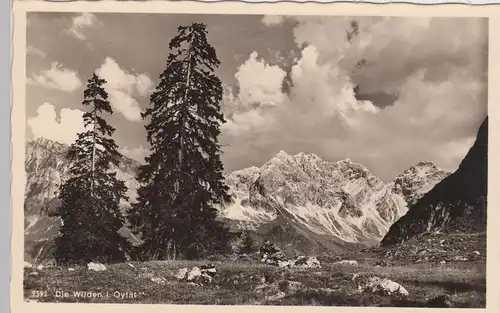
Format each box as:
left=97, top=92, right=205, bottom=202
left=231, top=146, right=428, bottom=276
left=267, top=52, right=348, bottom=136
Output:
left=178, top=32, right=194, bottom=175
left=90, top=110, right=97, bottom=196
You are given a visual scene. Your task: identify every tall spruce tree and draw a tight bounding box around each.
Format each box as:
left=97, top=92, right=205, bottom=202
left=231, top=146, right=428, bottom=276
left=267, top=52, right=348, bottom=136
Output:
left=128, top=23, right=232, bottom=260
left=52, top=73, right=130, bottom=265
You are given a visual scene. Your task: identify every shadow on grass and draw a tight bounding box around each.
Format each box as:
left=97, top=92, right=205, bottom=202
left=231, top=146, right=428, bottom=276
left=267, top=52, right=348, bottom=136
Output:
left=402, top=279, right=485, bottom=293
left=279, top=290, right=485, bottom=308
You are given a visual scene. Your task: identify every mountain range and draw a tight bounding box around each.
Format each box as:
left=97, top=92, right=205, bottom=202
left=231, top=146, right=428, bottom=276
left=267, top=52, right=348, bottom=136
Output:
left=24, top=135, right=454, bottom=262
left=220, top=152, right=449, bottom=254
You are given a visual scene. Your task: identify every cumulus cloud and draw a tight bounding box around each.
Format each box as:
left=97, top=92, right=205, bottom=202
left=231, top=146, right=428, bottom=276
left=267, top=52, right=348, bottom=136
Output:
left=261, top=15, right=286, bottom=27
left=28, top=62, right=82, bottom=93
left=27, top=46, right=46, bottom=58
left=67, top=13, right=99, bottom=40
left=221, top=17, right=487, bottom=181
left=235, top=51, right=287, bottom=106
left=342, top=17, right=487, bottom=95
left=96, top=57, right=154, bottom=121
left=120, top=145, right=149, bottom=164
left=28, top=103, right=86, bottom=145
left=222, top=52, right=287, bottom=136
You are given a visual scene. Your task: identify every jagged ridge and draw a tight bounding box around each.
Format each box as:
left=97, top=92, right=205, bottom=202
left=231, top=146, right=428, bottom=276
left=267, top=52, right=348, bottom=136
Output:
left=221, top=150, right=449, bottom=253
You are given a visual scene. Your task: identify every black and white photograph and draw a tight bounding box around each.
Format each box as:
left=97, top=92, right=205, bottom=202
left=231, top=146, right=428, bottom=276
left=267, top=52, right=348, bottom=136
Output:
left=19, top=9, right=488, bottom=308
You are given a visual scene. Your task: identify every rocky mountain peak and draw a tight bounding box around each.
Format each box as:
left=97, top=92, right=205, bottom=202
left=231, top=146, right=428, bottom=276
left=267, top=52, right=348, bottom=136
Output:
left=401, top=161, right=442, bottom=176
left=414, top=160, right=439, bottom=169
left=391, top=160, right=450, bottom=207
left=337, top=158, right=370, bottom=174
left=26, top=137, right=67, bottom=159
left=229, top=166, right=260, bottom=178
left=293, top=152, right=322, bottom=163
left=30, top=137, right=66, bottom=148
left=275, top=150, right=292, bottom=161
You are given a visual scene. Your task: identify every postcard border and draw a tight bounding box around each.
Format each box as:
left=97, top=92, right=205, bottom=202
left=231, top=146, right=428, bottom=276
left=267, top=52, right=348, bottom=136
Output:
left=11, top=2, right=500, bottom=312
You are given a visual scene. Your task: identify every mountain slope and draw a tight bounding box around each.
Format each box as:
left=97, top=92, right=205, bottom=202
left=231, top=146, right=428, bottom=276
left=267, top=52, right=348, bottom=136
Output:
left=24, top=138, right=141, bottom=263
left=25, top=138, right=140, bottom=216
left=381, top=117, right=488, bottom=246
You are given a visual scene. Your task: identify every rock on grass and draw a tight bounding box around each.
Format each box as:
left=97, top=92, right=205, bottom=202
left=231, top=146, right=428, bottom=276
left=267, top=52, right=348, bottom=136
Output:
left=360, top=276, right=409, bottom=297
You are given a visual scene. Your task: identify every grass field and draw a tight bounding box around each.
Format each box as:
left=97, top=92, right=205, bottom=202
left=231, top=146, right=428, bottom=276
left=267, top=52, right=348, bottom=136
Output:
left=23, top=256, right=486, bottom=307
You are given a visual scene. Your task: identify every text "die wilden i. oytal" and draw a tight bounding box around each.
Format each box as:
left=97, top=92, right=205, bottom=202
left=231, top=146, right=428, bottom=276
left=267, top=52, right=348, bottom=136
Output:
left=55, top=290, right=140, bottom=299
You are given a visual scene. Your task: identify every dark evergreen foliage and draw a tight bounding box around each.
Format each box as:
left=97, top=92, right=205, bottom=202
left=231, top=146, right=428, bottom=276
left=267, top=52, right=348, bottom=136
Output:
left=128, top=23, right=233, bottom=260
left=239, top=231, right=257, bottom=255
left=52, top=73, right=130, bottom=265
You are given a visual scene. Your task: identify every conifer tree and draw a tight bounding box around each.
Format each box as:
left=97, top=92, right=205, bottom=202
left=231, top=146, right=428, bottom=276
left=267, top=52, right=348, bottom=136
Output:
left=52, top=73, right=130, bottom=265
left=128, top=23, right=232, bottom=260
left=239, top=231, right=257, bottom=255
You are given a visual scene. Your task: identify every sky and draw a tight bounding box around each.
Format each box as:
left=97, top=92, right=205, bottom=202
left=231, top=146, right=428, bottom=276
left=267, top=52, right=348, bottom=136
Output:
left=25, top=13, right=488, bottom=182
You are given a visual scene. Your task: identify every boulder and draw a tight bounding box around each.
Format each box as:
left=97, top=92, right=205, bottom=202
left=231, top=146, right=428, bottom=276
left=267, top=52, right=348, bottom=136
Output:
left=87, top=262, right=106, bottom=272
left=265, top=292, right=286, bottom=301
left=174, top=268, right=189, bottom=280
left=201, top=273, right=213, bottom=284
left=361, top=276, right=409, bottom=297
left=335, top=260, right=358, bottom=266
left=256, top=279, right=303, bottom=302
left=200, top=264, right=217, bottom=284
left=186, top=267, right=202, bottom=282
left=290, top=256, right=321, bottom=269
left=179, top=265, right=217, bottom=285
left=278, top=260, right=293, bottom=268
left=200, top=264, right=217, bottom=277
left=150, top=276, right=167, bottom=285
left=259, top=241, right=286, bottom=265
